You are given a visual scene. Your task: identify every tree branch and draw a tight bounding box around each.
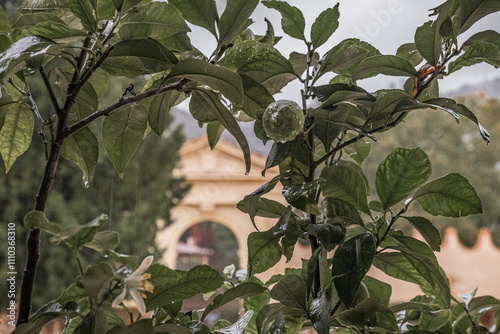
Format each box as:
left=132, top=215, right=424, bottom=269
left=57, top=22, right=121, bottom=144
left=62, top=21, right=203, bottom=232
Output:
left=39, top=66, right=61, bottom=114
left=17, top=37, right=94, bottom=326
left=65, top=78, right=190, bottom=137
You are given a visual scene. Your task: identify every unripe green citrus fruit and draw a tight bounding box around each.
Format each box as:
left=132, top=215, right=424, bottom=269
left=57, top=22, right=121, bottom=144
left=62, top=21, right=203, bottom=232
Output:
left=262, top=100, right=305, bottom=142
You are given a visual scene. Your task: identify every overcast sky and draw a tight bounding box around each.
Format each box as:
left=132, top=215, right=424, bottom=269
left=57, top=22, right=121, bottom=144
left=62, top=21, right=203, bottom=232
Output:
left=192, top=0, right=500, bottom=98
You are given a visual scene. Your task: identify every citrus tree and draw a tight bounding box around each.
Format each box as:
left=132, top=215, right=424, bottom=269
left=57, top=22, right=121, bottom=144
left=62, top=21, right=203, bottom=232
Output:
left=2, top=0, right=500, bottom=333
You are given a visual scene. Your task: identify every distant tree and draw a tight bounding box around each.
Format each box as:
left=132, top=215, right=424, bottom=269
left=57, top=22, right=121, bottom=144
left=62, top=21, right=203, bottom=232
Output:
left=0, top=111, right=189, bottom=309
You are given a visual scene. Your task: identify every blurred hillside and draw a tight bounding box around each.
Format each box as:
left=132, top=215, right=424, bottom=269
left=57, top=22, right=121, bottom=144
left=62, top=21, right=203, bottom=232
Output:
left=446, top=76, right=500, bottom=98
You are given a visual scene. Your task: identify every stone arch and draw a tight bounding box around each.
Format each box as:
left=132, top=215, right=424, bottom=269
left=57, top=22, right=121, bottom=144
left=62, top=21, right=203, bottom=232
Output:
left=157, top=210, right=247, bottom=270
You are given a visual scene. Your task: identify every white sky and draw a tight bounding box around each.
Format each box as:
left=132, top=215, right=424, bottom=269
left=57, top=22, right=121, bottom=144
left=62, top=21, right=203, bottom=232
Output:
left=191, top=0, right=500, bottom=98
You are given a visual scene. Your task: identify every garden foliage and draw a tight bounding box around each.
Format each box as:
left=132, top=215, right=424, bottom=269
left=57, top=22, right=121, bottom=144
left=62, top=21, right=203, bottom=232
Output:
left=1, top=0, right=500, bottom=333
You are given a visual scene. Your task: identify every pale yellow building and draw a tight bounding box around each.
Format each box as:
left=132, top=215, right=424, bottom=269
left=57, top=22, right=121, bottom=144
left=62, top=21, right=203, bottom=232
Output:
left=156, top=136, right=500, bottom=303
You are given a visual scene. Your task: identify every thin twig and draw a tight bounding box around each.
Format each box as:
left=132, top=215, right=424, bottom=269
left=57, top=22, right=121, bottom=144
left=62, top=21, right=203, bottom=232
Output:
left=39, top=66, right=62, bottom=114
left=65, top=78, right=190, bottom=137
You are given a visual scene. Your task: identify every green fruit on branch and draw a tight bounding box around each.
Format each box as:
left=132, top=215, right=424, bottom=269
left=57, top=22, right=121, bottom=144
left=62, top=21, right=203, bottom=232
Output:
left=262, top=100, right=305, bottom=142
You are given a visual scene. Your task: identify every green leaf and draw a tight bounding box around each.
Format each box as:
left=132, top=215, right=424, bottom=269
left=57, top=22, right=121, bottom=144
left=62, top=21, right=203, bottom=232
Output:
left=288, top=51, right=319, bottom=77
left=4, top=76, right=25, bottom=101
left=415, top=20, right=441, bottom=66
left=190, top=88, right=251, bottom=173
left=423, top=97, right=490, bottom=144
left=168, top=0, right=218, bottom=37
left=0, top=102, right=34, bottom=173
left=110, top=319, right=153, bottom=334
left=457, top=0, right=500, bottom=34
left=344, top=139, right=371, bottom=165
left=159, top=31, right=193, bottom=52
left=409, top=173, right=482, bottom=217
left=108, top=250, right=139, bottom=268
left=103, top=38, right=178, bottom=75
left=380, top=235, right=451, bottom=307
left=55, top=71, right=98, bottom=119
left=461, top=295, right=500, bottom=318
left=0, top=35, right=11, bottom=53
left=240, top=74, right=274, bottom=119
left=202, top=282, right=266, bottom=321
left=396, top=43, right=424, bottom=67
left=374, top=252, right=448, bottom=307
left=255, top=304, right=303, bottom=334
left=102, top=103, right=148, bottom=178
left=310, top=285, right=332, bottom=334
left=168, top=58, right=244, bottom=105
left=335, top=298, right=398, bottom=332
left=147, top=263, right=181, bottom=286
left=419, top=309, right=451, bottom=332
left=248, top=228, right=284, bottom=275
left=146, top=265, right=224, bottom=309
left=282, top=180, right=321, bottom=215
left=100, top=55, right=146, bottom=77
left=88, top=68, right=109, bottom=99
left=463, top=30, right=500, bottom=50
left=217, top=0, right=259, bottom=47
left=11, top=302, right=78, bottom=334
left=219, top=40, right=274, bottom=71
left=24, top=210, right=61, bottom=234
left=97, top=0, right=115, bottom=20
left=449, top=40, right=500, bottom=73
left=351, top=55, right=418, bottom=82
left=214, top=310, right=254, bottom=334
left=320, top=197, right=364, bottom=226
left=362, top=276, right=392, bottom=306
left=27, top=21, right=88, bottom=40
left=56, top=282, right=87, bottom=306
left=12, top=13, right=63, bottom=30
left=311, top=4, right=340, bottom=48
left=84, top=231, right=119, bottom=255
left=237, top=197, right=288, bottom=220
left=189, top=90, right=218, bottom=123
left=319, top=164, right=370, bottom=215
left=365, top=91, right=416, bottom=129
left=81, top=262, right=115, bottom=302
left=206, top=120, right=224, bottom=150
left=73, top=82, right=99, bottom=119
left=314, top=39, right=380, bottom=81
left=238, top=47, right=298, bottom=95
left=270, top=275, right=307, bottom=312
left=309, top=108, right=349, bottom=150
left=0, top=6, right=11, bottom=33
left=376, top=147, right=432, bottom=211
left=332, top=234, right=376, bottom=308
left=119, top=2, right=190, bottom=40
left=262, top=1, right=306, bottom=41
left=403, top=216, right=442, bottom=251
left=61, top=126, right=99, bottom=187
left=262, top=141, right=289, bottom=176
left=69, top=0, right=97, bottom=33
left=259, top=17, right=276, bottom=45
left=312, top=83, right=371, bottom=102
left=312, top=221, right=345, bottom=252
left=148, top=90, right=184, bottom=136
left=50, top=214, right=108, bottom=249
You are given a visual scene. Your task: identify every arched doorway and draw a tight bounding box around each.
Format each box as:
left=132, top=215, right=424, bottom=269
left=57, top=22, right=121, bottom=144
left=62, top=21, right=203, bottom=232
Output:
left=175, top=221, right=241, bottom=324
left=176, top=221, right=240, bottom=272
